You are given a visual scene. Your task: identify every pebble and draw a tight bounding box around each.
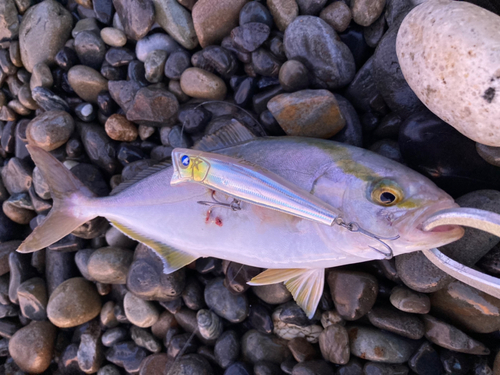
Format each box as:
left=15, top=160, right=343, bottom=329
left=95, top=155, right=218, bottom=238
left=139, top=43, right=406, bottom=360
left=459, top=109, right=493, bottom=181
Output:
left=78, top=321, right=104, bottom=373
left=396, top=0, right=500, bottom=146
left=318, top=324, right=349, bottom=364
left=192, top=0, right=248, bottom=47
left=102, top=327, right=128, bottom=347
left=231, top=23, right=270, bottom=53
left=101, top=27, right=127, bottom=47
left=215, top=330, right=240, bottom=368
left=31, top=86, right=70, bottom=112
left=8, top=321, right=57, bottom=374
left=362, top=363, right=409, bottom=375
left=72, top=17, right=100, bottom=38
left=272, top=306, right=323, bottom=343
left=267, top=0, right=299, bottom=31
left=439, top=349, right=475, bottom=375
left=94, top=0, right=114, bottom=24
left=68, top=65, right=109, bottom=103
left=30, top=62, right=53, bottom=90
left=126, top=86, right=179, bottom=126
left=145, top=50, right=168, bottom=83
left=87, top=246, right=134, bottom=284
left=367, top=305, right=424, bottom=339
left=1, top=158, right=32, bottom=196
left=18, top=0, right=73, bottom=72
left=168, top=332, right=199, bottom=358
left=112, top=0, right=155, bottom=41
left=164, top=51, right=191, bottom=80
left=0, top=241, right=21, bottom=276
left=123, top=291, right=159, bottom=328
left=130, top=325, right=161, bottom=352
left=105, top=47, right=136, bottom=67
left=138, top=353, right=169, bottom=375
left=168, top=353, right=214, bottom=375
left=135, top=33, right=181, bottom=62
left=319, top=2, right=352, bottom=32
left=284, top=16, right=355, bottom=90
left=408, top=341, right=443, bottom=375
left=288, top=337, right=317, bottom=363
left=109, top=79, right=142, bottom=113
left=105, top=341, right=148, bottom=373
left=279, top=60, right=309, bottom=92
left=98, top=364, right=121, bottom=375
left=204, top=278, right=249, bottom=323
left=389, top=285, right=430, bottom=314
left=75, top=30, right=107, bottom=70
left=347, top=326, right=419, bottom=363
left=351, top=0, right=386, bottom=27
left=476, top=143, right=500, bottom=167
left=422, top=315, right=489, bottom=355
left=3, top=194, right=35, bottom=224
left=182, top=278, right=205, bottom=310
left=242, top=330, right=291, bottom=364
left=26, top=110, right=74, bottom=151
left=153, top=0, right=199, bottom=49
left=239, top=2, right=273, bottom=28
left=327, top=269, right=378, bottom=321
left=127, top=244, right=186, bottom=301
left=17, top=277, right=47, bottom=320
left=268, top=89, right=345, bottom=138
left=105, top=114, right=138, bottom=142
left=431, top=280, right=500, bottom=333
left=9, top=252, right=36, bottom=304
left=0, top=0, right=19, bottom=43
left=364, top=13, right=386, bottom=48
left=101, top=301, right=119, bottom=328
left=47, top=277, right=101, bottom=328
left=180, top=67, right=227, bottom=100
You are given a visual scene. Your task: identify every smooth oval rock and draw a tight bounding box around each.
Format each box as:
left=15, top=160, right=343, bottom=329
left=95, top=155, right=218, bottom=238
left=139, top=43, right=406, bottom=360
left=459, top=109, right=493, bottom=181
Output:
left=153, top=0, right=198, bottom=49
left=267, top=0, right=299, bottom=31
left=126, top=86, right=179, bottom=127
left=87, top=247, right=134, bottom=284
left=318, top=324, right=349, bottom=365
left=17, top=277, right=47, bottom=321
left=18, top=0, right=73, bottom=72
left=389, top=285, right=430, bottom=314
left=284, top=16, right=356, bottom=90
left=242, top=330, right=290, bottom=364
left=26, top=110, right=74, bottom=151
left=123, top=291, right=160, bottom=328
left=112, top=0, right=155, bottom=41
left=205, top=278, right=249, bottom=323
left=367, top=305, right=425, bottom=340
left=351, top=0, right=386, bottom=27
left=396, top=0, right=500, bottom=146
left=9, top=321, right=57, bottom=374
left=68, top=65, right=109, bottom=103
left=180, top=67, right=227, bottom=100
left=268, top=89, right=345, bottom=138
left=105, top=114, right=138, bottom=142
left=319, top=2, right=352, bottom=32
left=101, top=27, right=127, bottom=47
left=47, top=277, right=102, bottom=328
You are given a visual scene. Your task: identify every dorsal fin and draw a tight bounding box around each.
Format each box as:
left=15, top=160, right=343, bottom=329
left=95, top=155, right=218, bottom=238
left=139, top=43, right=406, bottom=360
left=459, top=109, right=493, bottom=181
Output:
left=110, top=160, right=172, bottom=196
left=110, top=220, right=197, bottom=273
left=193, top=119, right=256, bottom=152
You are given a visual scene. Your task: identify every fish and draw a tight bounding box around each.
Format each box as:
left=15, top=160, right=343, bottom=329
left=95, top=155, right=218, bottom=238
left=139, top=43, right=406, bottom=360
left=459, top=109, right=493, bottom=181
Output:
left=18, top=130, right=465, bottom=318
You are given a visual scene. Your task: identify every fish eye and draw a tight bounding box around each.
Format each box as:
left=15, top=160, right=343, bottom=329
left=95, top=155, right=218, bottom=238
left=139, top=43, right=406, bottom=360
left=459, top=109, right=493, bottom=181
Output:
left=370, top=179, right=404, bottom=206
left=181, top=155, right=190, bottom=167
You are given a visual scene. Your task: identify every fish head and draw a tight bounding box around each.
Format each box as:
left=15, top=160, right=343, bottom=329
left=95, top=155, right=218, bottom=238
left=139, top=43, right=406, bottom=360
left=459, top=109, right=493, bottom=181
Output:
left=340, top=167, right=464, bottom=256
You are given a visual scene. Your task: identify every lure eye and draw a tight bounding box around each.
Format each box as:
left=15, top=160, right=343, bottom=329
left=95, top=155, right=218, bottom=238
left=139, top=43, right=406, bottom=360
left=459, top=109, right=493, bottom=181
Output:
left=370, top=179, right=404, bottom=206
left=181, top=155, right=190, bottom=167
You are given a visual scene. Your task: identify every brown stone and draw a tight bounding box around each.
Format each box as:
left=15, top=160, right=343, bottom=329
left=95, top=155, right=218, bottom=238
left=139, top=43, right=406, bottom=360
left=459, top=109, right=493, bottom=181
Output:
left=0, top=241, right=21, bottom=276
left=26, top=110, right=74, bottom=151
left=105, top=114, right=138, bottom=142
left=351, top=0, right=385, bottom=27
left=192, top=0, right=248, bottom=47
left=287, top=337, right=317, bottom=363
left=267, top=0, right=298, bottom=32
left=2, top=200, right=36, bottom=224
left=9, top=321, right=57, bottom=374
left=68, top=65, right=109, bottom=103
left=151, top=311, right=178, bottom=339
left=319, top=2, right=352, bottom=33
left=180, top=67, right=227, bottom=100
left=139, top=353, right=170, bottom=375
left=319, top=324, right=350, bottom=365
left=126, top=87, right=179, bottom=127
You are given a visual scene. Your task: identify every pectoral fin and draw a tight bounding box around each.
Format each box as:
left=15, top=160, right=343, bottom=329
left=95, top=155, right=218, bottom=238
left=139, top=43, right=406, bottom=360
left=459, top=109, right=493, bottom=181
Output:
left=110, top=220, right=197, bottom=273
left=248, top=268, right=325, bottom=319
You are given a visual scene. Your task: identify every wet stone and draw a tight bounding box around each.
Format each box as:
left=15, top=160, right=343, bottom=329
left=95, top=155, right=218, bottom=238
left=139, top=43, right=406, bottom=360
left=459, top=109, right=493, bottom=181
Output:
left=131, top=325, right=161, bottom=353
left=214, top=330, right=239, bottom=368
left=8, top=321, right=57, bottom=374
left=252, top=282, right=292, bottom=305
left=106, top=341, right=148, bottom=373
left=327, top=270, right=378, bottom=321
left=408, top=341, right=442, bottom=375
left=153, top=0, right=199, bottom=50
left=17, top=277, right=47, bottom=321
left=234, top=77, right=257, bottom=107
left=2, top=157, right=32, bottom=195
left=31, top=87, right=70, bottom=112
left=205, top=278, right=249, bottom=323
left=126, top=87, right=179, bottom=127
left=224, top=262, right=260, bottom=295
left=105, top=226, right=137, bottom=249
left=389, top=285, right=430, bottom=314
left=78, top=321, right=104, bottom=373
left=105, top=47, right=135, bottom=67
left=347, top=326, right=419, bottom=363
left=144, top=50, right=168, bottom=83
left=242, top=330, right=290, bottom=364
left=9, top=252, right=36, bottom=304
left=102, top=327, right=128, bottom=347
left=75, top=103, right=96, bottom=122
left=268, top=89, right=345, bottom=138
left=367, top=305, right=424, bottom=339
left=47, top=277, right=101, bottom=328
left=319, top=324, right=349, bottom=365
left=123, top=291, right=159, bottom=328
left=75, top=31, right=106, bottom=70
left=164, top=51, right=191, bottom=80
left=421, top=315, right=489, bottom=355
left=112, top=0, right=155, bottom=41
left=288, top=337, right=317, bottom=363
left=79, top=123, right=118, bottom=174
left=68, top=65, right=109, bottom=103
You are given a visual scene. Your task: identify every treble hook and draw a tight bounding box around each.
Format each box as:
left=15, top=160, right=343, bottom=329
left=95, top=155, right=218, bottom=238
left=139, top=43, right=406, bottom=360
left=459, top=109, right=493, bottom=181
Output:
left=197, top=190, right=242, bottom=214
left=333, top=217, right=399, bottom=259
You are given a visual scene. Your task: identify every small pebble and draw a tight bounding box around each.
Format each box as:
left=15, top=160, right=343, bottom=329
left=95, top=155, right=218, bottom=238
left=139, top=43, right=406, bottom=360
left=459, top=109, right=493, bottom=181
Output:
left=105, top=114, right=138, bottom=142
left=102, top=327, right=128, bottom=347
left=101, top=27, right=127, bottom=47
left=68, top=65, right=109, bottom=103
left=180, top=67, right=227, bottom=100
left=26, top=110, right=74, bottom=151
left=130, top=325, right=161, bottom=353
left=367, top=305, right=425, bottom=339
left=319, top=2, right=352, bottom=32
left=123, top=291, right=159, bottom=328
left=17, top=277, right=47, bottom=321
left=389, top=286, right=430, bottom=314
left=145, top=50, right=168, bottom=83
left=241, top=329, right=290, bottom=364
left=215, top=330, right=240, bottom=368
left=204, top=278, right=249, bottom=323
left=318, top=324, right=349, bottom=365
left=105, top=341, right=148, bottom=373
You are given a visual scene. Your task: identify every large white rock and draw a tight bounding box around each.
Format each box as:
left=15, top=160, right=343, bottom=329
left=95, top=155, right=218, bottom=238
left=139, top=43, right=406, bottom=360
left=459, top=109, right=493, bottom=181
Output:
left=396, top=0, right=500, bottom=146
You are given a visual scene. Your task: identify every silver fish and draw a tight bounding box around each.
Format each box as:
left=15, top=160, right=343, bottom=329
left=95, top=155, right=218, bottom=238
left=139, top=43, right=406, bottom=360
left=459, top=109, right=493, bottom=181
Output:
left=18, top=137, right=464, bottom=318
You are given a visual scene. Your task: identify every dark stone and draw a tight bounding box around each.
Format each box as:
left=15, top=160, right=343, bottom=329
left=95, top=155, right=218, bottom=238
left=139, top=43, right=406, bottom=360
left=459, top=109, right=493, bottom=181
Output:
left=224, top=262, right=261, bottom=294
left=55, top=47, right=80, bottom=71
left=336, top=358, right=364, bottom=375
left=74, top=31, right=106, bottom=71
left=127, top=60, right=149, bottom=86
left=93, top=0, right=114, bottom=24
left=374, top=112, right=402, bottom=139
left=182, top=277, right=205, bottom=310
left=78, top=320, right=104, bottom=373
left=288, top=337, right=317, bottom=363
left=291, top=360, right=334, bottom=375
left=8, top=252, right=35, bottom=304
left=135, top=33, right=181, bottom=62
left=79, top=122, right=118, bottom=174
left=178, top=104, right=212, bottom=134
left=105, top=47, right=136, bottom=67
left=164, top=125, right=192, bottom=148
left=117, top=143, right=146, bottom=165
left=233, top=77, right=256, bottom=108
left=75, top=103, right=96, bottom=122
left=331, top=94, right=363, bottom=147
left=105, top=341, right=148, bottom=373
left=367, top=305, right=424, bottom=339
left=112, top=0, right=155, bottom=40
left=215, top=330, right=240, bottom=369
left=478, top=243, right=500, bottom=275
left=362, top=363, right=409, bottom=375
left=239, top=2, right=273, bottom=27
left=369, top=139, right=403, bottom=163
left=248, top=304, right=273, bottom=334
left=45, top=250, right=78, bottom=295
left=102, top=327, right=129, bottom=347
left=279, top=302, right=309, bottom=326
left=168, top=354, right=214, bottom=375
left=254, top=362, right=283, bottom=375
left=231, top=23, right=271, bottom=53
left=241, top=330, right=290, bottom=364
left=252, top=85, right=284, bottom=114
left=17, top=277, right=47, bottom=320
left=296, top=0, right=327, bottom=15
left=108, top=79, right=142, bottom=113
left=97, top=91, right=117, bottom=117
left=1, top=121, right=16, bottom=153
left=339, top=24, right=373, bottom=70
left=399, top=110, right=500, bottom=197
left=126, top=87, right=179, bottom=127
left=440, top=349, right=474, bottom=375
left=165, top=51, right=192, bottom=80
left=201, top=46, right=239, bottom=78
left=101, top=61, right=127, bottom=81
left=221, top=36, right=252, bottom=64
left=408, top=341, right=442, bottom=375
left=168, top=332, right=199, bottom=358
left=279, top=60, right=309, bottom=92
left=252, top=48, right=281, bottom=76
left=31, top=86, right=70, bottom=112
left=70, top=163, right=110, bottom=197
left=260, top=110, right=285, bottom=136
left=0, top=319, right=20, bottom=338
left=59, top=343, right=81, bottom=374
left=225, top=362, right=253, bottom=375
left=204, top=278, right=249, bottom=323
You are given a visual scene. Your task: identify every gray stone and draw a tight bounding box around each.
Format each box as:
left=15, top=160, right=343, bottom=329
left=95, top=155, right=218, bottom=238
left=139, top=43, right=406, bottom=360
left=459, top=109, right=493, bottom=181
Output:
left=72, top=17, right=100, bottom=38
left=100, top=301, right=119, bottom=328
left=98, top=364, right=121, bottom=375
left=214, top=330, right=240, bottom=368
left=26, top=110, right=74, bottom=151
left=389, top=285, right=430, bottom=314
left=112, top=0, right=155, bottom=40
left=78, top=321, right=104, bottom=373
left=319, top=1, right=352, bottom=32
left=87, top=247, right=134, bottom=284
left=153, top=0, right=198, bottom=49
left=318, top=324, right=349, bottom=365
left=180, top=67, right=227, bottom=100
left=145, top=50, right=168, bottom=83
left=292, top=360, right=334, bottom=375
left=101, top=27, right=127, bottom=47
left=17, top=277, right=47, bottom=321
left=108, top=79, right=142, bottom=113
left=135, top=33, right=181, bottom=62
left=75, top=30, right=107, bottom=70
left=205, top=278, right=249, bottom=323
left=351, top=0, right=386, bottom=27
left=267, top=0, right=298, bottom=32
left=367, top=305, right=425, bottom=339
left=79, top=122, right=118, bottom=174
left=30, top=62, right=53, bottom=90
left=102, top=327, right=128, bottom=347
left=252, top=283, right=292, bottom=305
left=123, top=291, right=159, bottom=328
left=242, top=330, right=291, bottom=364
left=18, top=0, right=73, bottom=72
left=0, top=0, right=19, bottom=44
left=2, top=157, right=32, bottom=196
left=105, top=341, right=148, bottom=373
left=126, top=86, right=179, bottom=127
left=105, top=226, right=137, bottom=248
left=130, top=325, right=161, bottom=352
left=168, top=354, right=214, bottom=375
left=284, top=16, right=355, bottom=90
left=68, top=65, right=109, bottom=103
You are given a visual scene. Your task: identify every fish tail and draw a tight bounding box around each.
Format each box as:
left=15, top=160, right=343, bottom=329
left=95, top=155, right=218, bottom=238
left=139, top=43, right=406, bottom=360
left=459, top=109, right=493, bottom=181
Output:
left=17, top=145, right=97, bottom=253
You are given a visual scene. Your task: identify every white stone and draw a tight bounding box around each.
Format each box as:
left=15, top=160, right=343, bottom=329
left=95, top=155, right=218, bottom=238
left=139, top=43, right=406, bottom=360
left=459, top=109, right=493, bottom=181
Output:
left=396, top=0, right=500, bottom=146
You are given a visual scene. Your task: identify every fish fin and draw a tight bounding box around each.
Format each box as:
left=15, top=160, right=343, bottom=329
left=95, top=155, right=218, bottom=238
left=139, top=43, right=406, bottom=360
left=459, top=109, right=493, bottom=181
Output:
left=193, top=119, right=256, bottom=152
left=109, top=220, right=197, bottom=273
left=18, top=146, right=97, bottom=253
left=248, top=268, right=325, bottom=319
left=110, top=160, right=172, bottom=196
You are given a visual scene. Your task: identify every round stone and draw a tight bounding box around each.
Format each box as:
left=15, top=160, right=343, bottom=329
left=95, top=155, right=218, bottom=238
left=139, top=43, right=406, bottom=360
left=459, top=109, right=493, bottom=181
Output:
left=123, top=291, right=160, bottom=328
left=319, top=2, right=352, bottom=32
left=279, top=60, right=309, bottom=92
left=9, top=321, right=57, bottom=374
left=180, top=67, right=227, bottom=100
left=47, top=277, right=102, bottom=328
left=101, top=27, right=127, bottom=47
left=68, top=65, right=109, bottom=103
left=87, top=247, right=134, bottom=284
left=389, top=285, right=430, bottom=314
left=396, top=0, right=500, bottom=146
left=26, top=110, right=74, bottom=151
left=351, top=0, right=386, bottom=27
left=252, top=283, right=292, bottom=305
left=241, top=330, right=291, bottom=364
left=204, top=278, right=249, bottom=323
left=267, top=0, right=299, bottom=32
left=318, top=324, right=349, bottom=365
left=105, top=114, right=138, bottom=142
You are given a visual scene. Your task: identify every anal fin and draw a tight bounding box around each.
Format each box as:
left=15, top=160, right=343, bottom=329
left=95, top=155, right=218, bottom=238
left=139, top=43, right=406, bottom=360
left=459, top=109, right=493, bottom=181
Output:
left=110, top=220, right=197, bottom=273
left=248, top=268, right=325, bottom=319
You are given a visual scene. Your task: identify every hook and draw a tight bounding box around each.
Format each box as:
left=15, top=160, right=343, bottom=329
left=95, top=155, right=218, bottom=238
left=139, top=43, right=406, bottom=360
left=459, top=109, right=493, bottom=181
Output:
left=197, top=190, right=242, bottom=214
